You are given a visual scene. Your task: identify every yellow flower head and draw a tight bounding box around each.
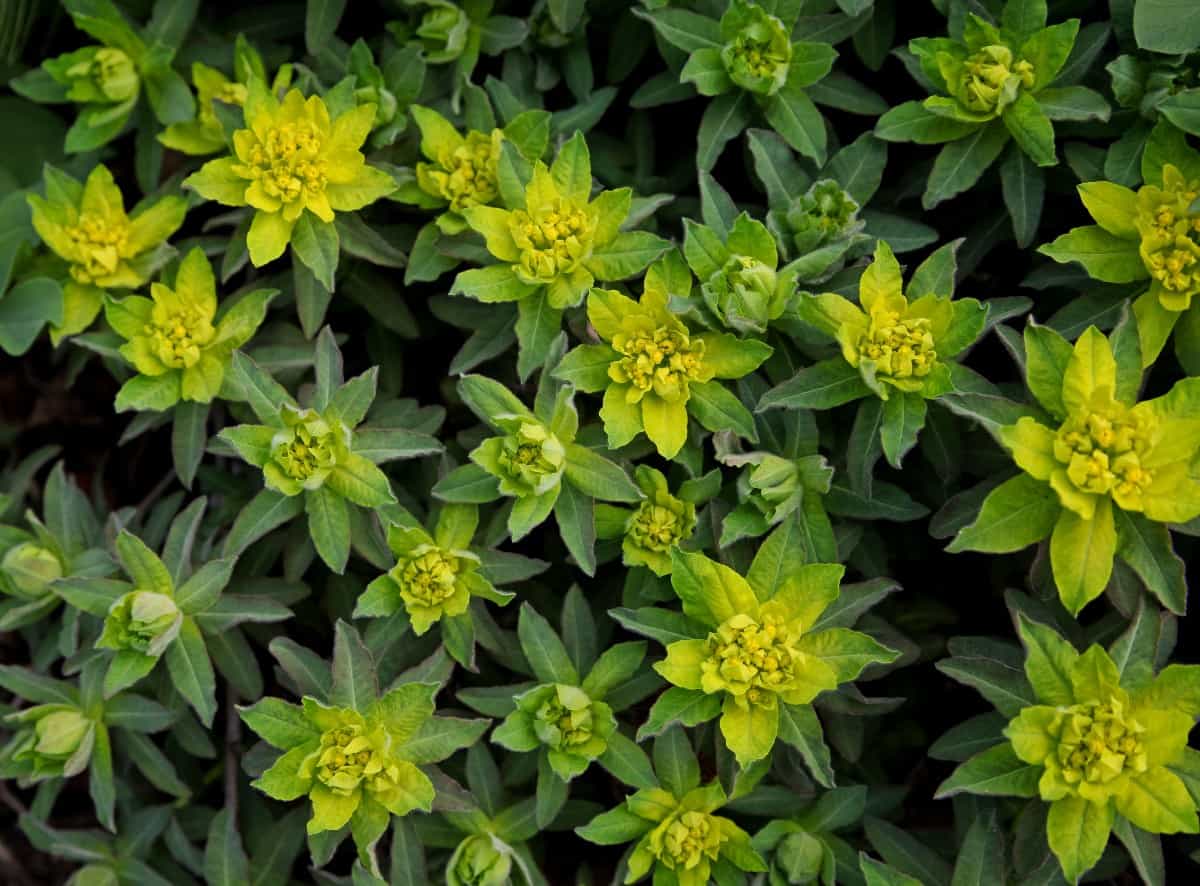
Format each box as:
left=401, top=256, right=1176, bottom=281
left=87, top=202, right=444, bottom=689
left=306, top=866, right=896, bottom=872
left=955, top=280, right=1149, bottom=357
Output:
left=650, top=809, right=726, bottom=874
left=951, top=44, right=1034, bottom=115
left=1051, top=387, right=1156, bottom=510
left=263, top=405, right=350, bottom=496
left=391, top=544, right=472, bottom=633
left=1135, top=164, right=1200, bottom=311
left=29, top=164, right=186, bottom=290
left=412, top=106, right=503, bottom=214
left=107, top=248, right=274, bottom=409
left=185, top=85, right=396, bottom=266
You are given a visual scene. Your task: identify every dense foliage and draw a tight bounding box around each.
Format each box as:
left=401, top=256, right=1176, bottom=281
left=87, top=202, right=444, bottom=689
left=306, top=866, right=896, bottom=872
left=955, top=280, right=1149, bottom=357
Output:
left=3, top=0, right=1200, bottom=884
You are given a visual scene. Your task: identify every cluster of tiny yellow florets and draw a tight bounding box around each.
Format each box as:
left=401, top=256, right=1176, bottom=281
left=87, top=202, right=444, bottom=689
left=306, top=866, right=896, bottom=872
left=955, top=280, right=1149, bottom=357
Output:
left=1054, top=699, right=1147, bottom=789
left=957, top=45, right=1034, bottom=114
left=145, top=307, right=214, bottom=369
left=610, top=326, right=706, bottom=395
left=66, top=212, right=129, bottom=284
left=858, top=310, right=937, bottom=379
left=628, top=502, right=688, bottom=552
left=273, top=422, right=336, bottom=481
left=395, top=548, right=460, bottom=609
left=652, top=811, right=725, bottom=872
left=1137, top=174, right=1200, bottom=295
left=243, top=121, right=327, bottom=207
left=701, top=613, right=796, bottom=704
left=311, top=725, right=398, bottom=796
left=421, top=132, right=498, bottom=212
left=1053, top=396, right=1155, bottom=504
left=511, top=199, right=593, bottom=281
left=534, top=694, right=595, bottom=749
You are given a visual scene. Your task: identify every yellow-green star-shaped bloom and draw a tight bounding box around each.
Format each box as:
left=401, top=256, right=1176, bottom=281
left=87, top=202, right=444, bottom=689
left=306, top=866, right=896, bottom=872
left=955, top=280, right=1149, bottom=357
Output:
left=28, top=164, right=186, bottom=343
left=105, top=247, right=275, bottom=409
left=184, top=85, right=396, bottom=266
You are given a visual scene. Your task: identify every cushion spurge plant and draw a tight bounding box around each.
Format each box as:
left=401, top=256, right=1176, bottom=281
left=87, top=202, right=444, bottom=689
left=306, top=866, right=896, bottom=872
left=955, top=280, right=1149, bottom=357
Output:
left=630, top=547, right=897, bottom=767
left=553, top=253, right=772, bottom=459
left=937, top=613, right=1200, bottom=884
left=949, top=323, right=1200, bottom=615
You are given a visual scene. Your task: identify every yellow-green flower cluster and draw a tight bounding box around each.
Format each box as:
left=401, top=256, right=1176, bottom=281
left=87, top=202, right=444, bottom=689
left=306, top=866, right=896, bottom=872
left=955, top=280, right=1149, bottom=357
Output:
left=720, top=0, right=792, bottom=96
left=29, top=164, right=186, bottom=342
left=951, top=43, right=1034, bottom=116
left=185, top=86, right=396, bottom=265
left=495, top=683, right=616, bottom=779
left=1135, top=164, right=1200, bottom=309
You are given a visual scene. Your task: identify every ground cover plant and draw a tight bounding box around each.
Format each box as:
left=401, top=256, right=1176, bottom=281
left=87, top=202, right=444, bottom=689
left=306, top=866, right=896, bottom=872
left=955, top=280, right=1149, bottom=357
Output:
left=3, top=0, right=1200, bottom=883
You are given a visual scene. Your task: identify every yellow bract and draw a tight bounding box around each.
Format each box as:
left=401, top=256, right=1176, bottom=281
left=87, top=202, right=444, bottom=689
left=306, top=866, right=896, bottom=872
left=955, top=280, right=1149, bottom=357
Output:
left=1135, top=164, right=1200, bottom=311
left=417, top=128, right=502, bottom=213
left=609, top=319, right=708, bottom=403
left=700, top=612, right=797, bottom=703
left=649, top=809, right=725, bottom=874
left=393, top=545, right=471, bottom=631
left=511, top=190, right=597, bottom=285
left=185, top=86, right=396, bottom=265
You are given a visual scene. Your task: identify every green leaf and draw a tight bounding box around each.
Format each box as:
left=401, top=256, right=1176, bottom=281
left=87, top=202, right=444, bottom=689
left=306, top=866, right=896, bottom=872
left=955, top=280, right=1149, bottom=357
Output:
left=947, top=474, right=1059, bottom=554
left=517, top=602, right=579, bottom=685
left=223, top=489, right=305, bottom=558
left=999, top=145, right=1045, bottom=248
left=637, top=687, right=721, bottom=739
left=1133, top=0, right=1200, bottom=54
left=763, top=84, right=827, bottom=164
left=554, top=480, right=596, bottom=577
left=597, top=731, right=658, bottom=790
left=0, top=277, right=62, bottom=355
left=880, top=391, right=926, bottom=469
left=949, top=809, right=1005, bottom=886
left=697, top=91, right=752, bottom=172
left=758, top=358, right=870, bottom=411
left=688, top=379, right=759, bottom=442
left=1047, top=795, right=1112, bottom=884
left=164, top=617, right=217, bottom=726
left=1050, top=502, right=1117, bottom=617
left=1114, top=509, right=1187, bottom=615
left=306, top=485, right=351, bottom=574
left=204, top=808, right=250, bottom=886
left=1015, top=614, right=1078, bottom=706
left=306, top=0, right=348, bottom=56
left=923, top=122, right=1009, bottom=209
left=864, top=817, right=953, bottom=886
left=1002, top=93, right=1056, bottom=167
left=777, top=703, right=834, bottom=788
left=563, top=444, right=640, bottom=502
left=330, top=620, right=378, bottom=711
left=652, top=724, right=700, bottom=796
left=875, top=101, right=977, bottom=144
left=1038, top=225, right=1144, bottom=283
left=515, top=292, right=563, bottom=382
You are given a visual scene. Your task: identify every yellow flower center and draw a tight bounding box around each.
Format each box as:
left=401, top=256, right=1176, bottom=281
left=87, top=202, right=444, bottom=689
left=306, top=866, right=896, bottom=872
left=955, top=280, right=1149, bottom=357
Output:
left=273, top=422, right=337, bottom=482
left=396, top=547, right=460, bottom=608
left=66, top=211, right=129, bottom=284
left=610, top=325, right=706, bottom=398
left=313, top=724, right=399, bottom=796
left=958, top=44, right=1034, bottom=114
left=702, top=613, right=796, bottom=698
left=1055, top=699, right=1147, bottom=787
left=247, top=121, right=328, bottom=206
left=1136, top=173, right=1200, bottom=297
left=858, top=310, right=937, bottom=379
left=655, top=811, right=724, bottom=871
left=535, top=696, right=595, bottom=748
left=1053, top=397, right=1155, bottom=504
left=511, top=199, right=594, bottom=282
left=422, top=131, right=499, bottom=212
left=627, top=502, right=687, bottom=552
left=495, top=422, right=565, bottom=494
left=144, top=306, right=214, bottom=369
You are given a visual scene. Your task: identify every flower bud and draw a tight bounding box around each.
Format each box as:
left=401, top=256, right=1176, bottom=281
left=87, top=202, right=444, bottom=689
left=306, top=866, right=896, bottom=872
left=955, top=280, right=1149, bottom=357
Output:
left=413, top=1, right=470, bottom=62
left=785, top=179, right=862, bottom=255
left=11, top=706, right=95, bottom=778
left=99, top=590, right=182, bottom=657
left=447, top=834, right=514, bottom=886
left=494, top=421, right=566, bottom=497
left=1, top=542, right=64, bottom=598
left=721, top=4, right=793, bottom=96
left=702, top=254, right=786, bottom=334
left=776, top=831, right=826, bottom=883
